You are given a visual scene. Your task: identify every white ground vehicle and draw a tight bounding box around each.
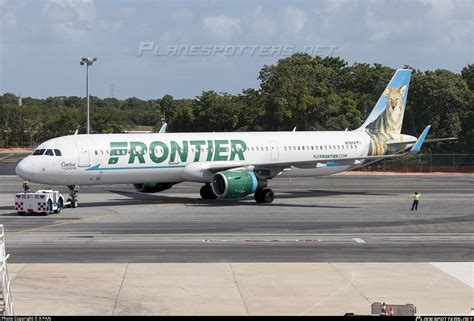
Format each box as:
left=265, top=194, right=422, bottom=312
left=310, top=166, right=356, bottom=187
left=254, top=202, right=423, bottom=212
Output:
left=14, top=190, right=65, bottom=216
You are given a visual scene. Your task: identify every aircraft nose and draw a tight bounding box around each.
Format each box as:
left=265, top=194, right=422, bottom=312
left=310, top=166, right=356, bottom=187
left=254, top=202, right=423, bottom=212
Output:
left=16, top=157, right=34, bottom=180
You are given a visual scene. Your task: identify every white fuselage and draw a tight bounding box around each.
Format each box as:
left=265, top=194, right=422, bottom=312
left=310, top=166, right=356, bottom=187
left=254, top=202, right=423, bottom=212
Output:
left=16, top=131, right=374, bottom=186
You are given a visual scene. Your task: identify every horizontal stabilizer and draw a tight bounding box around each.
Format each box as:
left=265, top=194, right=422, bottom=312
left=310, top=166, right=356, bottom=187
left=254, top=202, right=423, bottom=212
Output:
left=386, top=137, right=457, bottom=149
left=409, top=125, right=431, bottom=154
left=424, top=137, right=457, bottom=143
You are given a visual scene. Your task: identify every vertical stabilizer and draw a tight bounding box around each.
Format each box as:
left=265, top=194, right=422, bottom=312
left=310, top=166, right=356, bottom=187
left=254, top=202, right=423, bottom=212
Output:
left=358, top=69, right=412, bottom=134
left=358, top=69, right=412, bottom=155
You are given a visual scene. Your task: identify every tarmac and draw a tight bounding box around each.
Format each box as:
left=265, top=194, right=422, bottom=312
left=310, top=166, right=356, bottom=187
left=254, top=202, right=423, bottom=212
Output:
left=1, top=174, right=473, bottom=315
left=1, top=175, right=472, bottom=262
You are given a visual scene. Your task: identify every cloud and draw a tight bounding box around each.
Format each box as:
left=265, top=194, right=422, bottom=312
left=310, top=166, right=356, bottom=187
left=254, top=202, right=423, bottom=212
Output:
left=172, top=8, right=194, bottom=22
left=250, top=6, right=277, bottom=37
left=242, top=6, right=307, bottom=42
left=202, top=15, right=241, bottom=38
left=42, top=0, right=96, bottom=38
left=282, top=7, right=306, bottom=33
left=113, top=6, right=136, bottom=19
left=0, top=0, right=20, bottom=29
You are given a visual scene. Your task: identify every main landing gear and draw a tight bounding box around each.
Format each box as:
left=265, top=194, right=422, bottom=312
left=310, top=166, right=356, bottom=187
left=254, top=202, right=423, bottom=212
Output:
left=66, top=185, right=79, bottom=208
left=254, top=188, right=274, bottom=203
left=200, top=183, right=217, bottom=200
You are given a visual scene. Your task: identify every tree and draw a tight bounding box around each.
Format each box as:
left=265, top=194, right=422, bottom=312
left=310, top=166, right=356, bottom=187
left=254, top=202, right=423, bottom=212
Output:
left=461, top=64, right=474, bottom=91
left=407, top=69, right=473, bottom=152
left=0, top=59, right=471, bottom=153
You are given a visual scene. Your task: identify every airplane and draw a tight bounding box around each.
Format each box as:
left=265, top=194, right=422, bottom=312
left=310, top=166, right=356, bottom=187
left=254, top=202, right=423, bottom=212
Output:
left=15, top=69, right=455, bottom=206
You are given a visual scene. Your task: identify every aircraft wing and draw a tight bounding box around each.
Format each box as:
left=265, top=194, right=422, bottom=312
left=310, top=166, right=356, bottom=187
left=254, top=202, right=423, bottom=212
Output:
left=204, top=126, right=432, bottom=176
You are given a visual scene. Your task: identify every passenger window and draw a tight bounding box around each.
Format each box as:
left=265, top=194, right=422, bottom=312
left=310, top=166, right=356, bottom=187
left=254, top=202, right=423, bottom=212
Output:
left=33, top=149, right=45, bottom=156
left=54, top=149, right=62, bottom=156
left=265, top=147, right=268, bottom=151
left=45, top=149, right=54, bottom=156
left=95, top=151, right=98, bottom=155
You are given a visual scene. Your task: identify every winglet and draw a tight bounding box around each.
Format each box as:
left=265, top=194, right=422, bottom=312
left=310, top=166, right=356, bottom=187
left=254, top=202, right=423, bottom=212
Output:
left=158, top=122, right=168, bottom=133
left=410, top=125, right=431, bottom=154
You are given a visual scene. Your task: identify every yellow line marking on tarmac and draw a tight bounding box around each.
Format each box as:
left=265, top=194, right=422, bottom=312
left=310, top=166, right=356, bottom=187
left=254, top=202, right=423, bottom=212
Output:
left=7, top=213, right=114, bottom=236
left=0, top=154, right=13, bottom=161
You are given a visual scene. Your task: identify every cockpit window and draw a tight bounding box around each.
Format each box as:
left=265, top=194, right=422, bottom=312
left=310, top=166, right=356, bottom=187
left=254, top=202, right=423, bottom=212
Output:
left=32, top=149, right=45, bottom=156
left=45, top=149, right=54, bottom=156
left=54, top=149, right=62, bottom=156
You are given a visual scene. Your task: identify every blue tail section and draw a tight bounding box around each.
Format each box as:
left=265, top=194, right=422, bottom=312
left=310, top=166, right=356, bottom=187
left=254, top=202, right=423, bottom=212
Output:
left=358, top=69, right=412, bottom=134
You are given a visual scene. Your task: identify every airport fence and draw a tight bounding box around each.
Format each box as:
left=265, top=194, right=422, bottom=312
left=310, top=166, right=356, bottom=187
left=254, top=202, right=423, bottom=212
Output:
left=355, top=154, right=474, bottom=173
left=0, top=225, right=14, bottom=316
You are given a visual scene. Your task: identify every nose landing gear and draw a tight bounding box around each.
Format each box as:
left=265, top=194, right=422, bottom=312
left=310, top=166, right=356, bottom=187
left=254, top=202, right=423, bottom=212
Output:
left=66, top=185, right=79, bottom=208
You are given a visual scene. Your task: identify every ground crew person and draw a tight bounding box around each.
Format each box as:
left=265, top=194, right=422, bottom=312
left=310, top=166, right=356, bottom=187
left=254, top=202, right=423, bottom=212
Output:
left=409, top=192, right=421, bottom=211
left=22, top=179, right=30, bottom=193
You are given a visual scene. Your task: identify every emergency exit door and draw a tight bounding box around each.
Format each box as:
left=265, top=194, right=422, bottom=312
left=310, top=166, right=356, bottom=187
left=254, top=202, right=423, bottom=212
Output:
left=76, top=141, right=90, bottom=167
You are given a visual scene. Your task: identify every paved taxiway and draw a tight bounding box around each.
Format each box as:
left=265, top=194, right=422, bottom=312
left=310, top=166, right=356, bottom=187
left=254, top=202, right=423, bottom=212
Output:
left=1, top=175, right=472, bottom=262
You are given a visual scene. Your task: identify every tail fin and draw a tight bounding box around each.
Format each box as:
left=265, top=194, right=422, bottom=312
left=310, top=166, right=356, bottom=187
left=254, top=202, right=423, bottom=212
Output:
left=358, top=69, right=412, bottom=134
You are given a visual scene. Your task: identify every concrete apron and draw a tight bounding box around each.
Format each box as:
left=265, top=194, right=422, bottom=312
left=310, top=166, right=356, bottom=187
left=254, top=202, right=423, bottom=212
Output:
left=7, top=262, right=473, bottom=315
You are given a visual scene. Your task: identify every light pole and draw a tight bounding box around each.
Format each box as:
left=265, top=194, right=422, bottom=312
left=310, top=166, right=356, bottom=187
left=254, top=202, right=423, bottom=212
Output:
left=80, top=57, right=97, bottom=134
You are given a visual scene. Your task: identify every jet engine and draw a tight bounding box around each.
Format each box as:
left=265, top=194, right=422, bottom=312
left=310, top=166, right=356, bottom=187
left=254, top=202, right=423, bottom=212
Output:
left=133, top=182, right=174, bottom=193
left=211, top=171, right=258, bottom=198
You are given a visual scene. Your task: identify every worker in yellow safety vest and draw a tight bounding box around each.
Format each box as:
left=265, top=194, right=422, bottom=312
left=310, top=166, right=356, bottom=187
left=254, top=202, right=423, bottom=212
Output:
left=22, top=179, right=30, bottom=193
left=409, top=192, right=421, bottom=211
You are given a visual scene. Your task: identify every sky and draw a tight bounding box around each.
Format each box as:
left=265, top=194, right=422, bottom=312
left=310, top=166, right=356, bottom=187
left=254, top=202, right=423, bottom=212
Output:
left=0, top=0, right=472, bottom=99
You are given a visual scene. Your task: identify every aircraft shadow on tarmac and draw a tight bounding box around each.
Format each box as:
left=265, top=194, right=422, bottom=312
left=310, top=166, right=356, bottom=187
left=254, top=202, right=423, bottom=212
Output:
left=0, top=189, right=395, bottom=212
left=65, top=189, right=382, bottom=209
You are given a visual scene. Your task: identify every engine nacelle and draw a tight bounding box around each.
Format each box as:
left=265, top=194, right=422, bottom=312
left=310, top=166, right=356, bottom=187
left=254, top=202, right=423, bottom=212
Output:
left=211, top=171, right=258, bottom=198
left=133, top=182, right=174, bottom=193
